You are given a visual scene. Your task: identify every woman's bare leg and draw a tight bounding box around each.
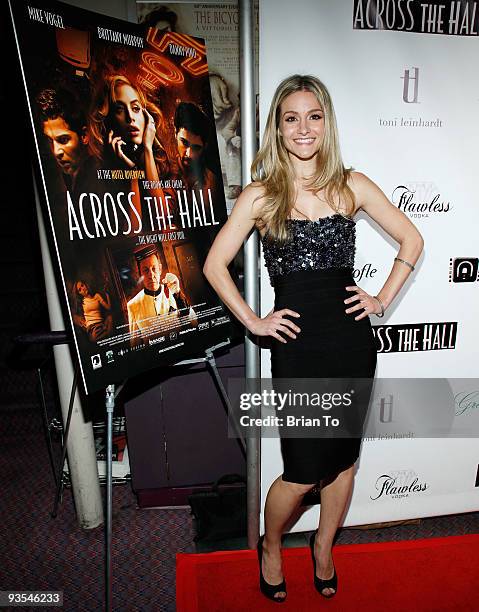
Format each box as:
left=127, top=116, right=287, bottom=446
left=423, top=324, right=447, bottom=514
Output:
left=311, top=464, right=355, bottom=596
left=261, top=475, right=315, bottom=600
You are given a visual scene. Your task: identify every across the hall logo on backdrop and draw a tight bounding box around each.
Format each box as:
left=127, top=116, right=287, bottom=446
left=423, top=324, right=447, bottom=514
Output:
left=372, top=322, right=457, bottom=353
left=353, top=1, right=478, bottom=36
left=449, top=258, right=479, bottom=283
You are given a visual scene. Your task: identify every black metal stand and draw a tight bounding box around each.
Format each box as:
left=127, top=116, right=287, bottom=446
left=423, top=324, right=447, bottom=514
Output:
left=51, top=364, right=78, bottom=518
left=103, top=381, right=126, bottom=612
left=37, top=359, right=60, bottom=489
left=105, top=384, right=114, bottom=612
left=173, top=339, right=246, bottom=457
left=15, top=331, right=239, bottom=611
left=12, top=331, right=76, bottom=516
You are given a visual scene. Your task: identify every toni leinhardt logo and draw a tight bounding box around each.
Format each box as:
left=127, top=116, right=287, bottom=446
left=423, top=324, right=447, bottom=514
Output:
left=353, top=263, right=377, bottom=282
left=370, top=469, right=429, bottom=501
left=372, top=322, right=457, bottom=353
left=379, top=394, right=393, bottom=423
left=391, top=184, right=451, bottom=218
left=378, top=69, right=443, bottom=129
left=402, top=66, right=419, bottom=103
left=449, top=258, right=479, bottom=283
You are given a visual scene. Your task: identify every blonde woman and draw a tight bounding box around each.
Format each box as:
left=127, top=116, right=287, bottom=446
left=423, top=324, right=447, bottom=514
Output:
left=203, top=74, right=423, bottom=602
left=89, top=74, right=171, bottom=224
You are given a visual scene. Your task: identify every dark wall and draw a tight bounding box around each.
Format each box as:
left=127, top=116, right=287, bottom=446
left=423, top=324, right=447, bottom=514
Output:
left=0, top=2, right=54, bottom=418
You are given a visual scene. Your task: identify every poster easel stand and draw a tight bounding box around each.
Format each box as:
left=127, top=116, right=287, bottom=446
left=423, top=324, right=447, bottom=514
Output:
left=104, top=383, right=116, bottom=611
left=37, top=331, right=239, bottom=612
left=172, top=339, right=246, bottom=456
left=51, top=364, right=79, bottom=518
left=102, top=339, right=242, bottom=611
left=103, top=381, right=127, bottom=612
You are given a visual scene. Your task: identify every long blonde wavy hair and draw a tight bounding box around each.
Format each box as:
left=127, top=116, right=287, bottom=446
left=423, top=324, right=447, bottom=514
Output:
left=252, top=74, right=355, bottom=241
left=88, top=74, right=169, bottom=176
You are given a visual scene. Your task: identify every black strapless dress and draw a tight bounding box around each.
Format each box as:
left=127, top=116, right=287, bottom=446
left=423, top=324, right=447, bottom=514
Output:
left=261, top=214, right=377, bottom=484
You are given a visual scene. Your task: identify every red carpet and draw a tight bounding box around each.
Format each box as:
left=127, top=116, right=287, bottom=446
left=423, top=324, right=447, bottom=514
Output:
left=177, top=534, right=479, bottom=611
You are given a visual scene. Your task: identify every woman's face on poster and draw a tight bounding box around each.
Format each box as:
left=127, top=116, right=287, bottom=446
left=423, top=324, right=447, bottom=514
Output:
left=110, top=83, right=146, bottom=145
left=76, top=281, right=89, bottom=297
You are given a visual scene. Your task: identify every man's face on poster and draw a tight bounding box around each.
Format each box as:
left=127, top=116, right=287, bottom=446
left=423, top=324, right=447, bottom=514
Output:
left=176, top=128, right=205, bottom=172
left=43, top=116, right=87, bottom=176
left=139, top=254, right=161, bottom=292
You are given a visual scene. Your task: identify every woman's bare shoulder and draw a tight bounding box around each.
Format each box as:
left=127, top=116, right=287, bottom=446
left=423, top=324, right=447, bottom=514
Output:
left=235, top=181, right=268, bottom=220
left=347, top=170, right=370, bottom=189
left=241, top=181, right=267, bottom=200
left=346, top=171, right=376, bottom=212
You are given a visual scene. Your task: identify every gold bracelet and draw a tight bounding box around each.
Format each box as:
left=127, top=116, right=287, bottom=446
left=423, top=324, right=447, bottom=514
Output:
left=373, top=295, right=385, bottom=317
left=394, top=257, right=415, bottom=271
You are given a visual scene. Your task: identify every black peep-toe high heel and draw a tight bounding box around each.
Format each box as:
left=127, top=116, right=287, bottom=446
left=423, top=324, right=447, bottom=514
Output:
left=309, top=531, right=338, bottom=598
left=257, top=535, right=287, bottom=603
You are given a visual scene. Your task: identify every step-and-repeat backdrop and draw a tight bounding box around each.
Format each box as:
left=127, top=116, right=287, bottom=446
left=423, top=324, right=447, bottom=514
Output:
left=259, top=0, right=479, bottom=530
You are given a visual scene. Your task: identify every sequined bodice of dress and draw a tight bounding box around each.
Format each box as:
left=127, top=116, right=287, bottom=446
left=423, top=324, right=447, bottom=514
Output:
left=261, top=213, right=356, bottom=284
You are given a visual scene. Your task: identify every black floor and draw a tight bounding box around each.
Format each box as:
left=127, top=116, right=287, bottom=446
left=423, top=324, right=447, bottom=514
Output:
left=1, top=406, right=479, bottom=612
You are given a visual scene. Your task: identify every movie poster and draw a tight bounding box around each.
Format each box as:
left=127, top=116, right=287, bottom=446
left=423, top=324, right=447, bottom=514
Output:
left=10, top=0, right=231, bottom=394
left=136, top=1, right=259, bottom=214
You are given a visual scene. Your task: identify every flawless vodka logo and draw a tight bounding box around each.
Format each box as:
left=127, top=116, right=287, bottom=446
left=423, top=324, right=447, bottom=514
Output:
left=449, top=258, right=479, bottom=283
left=401, top=67, right=419, bottom=103
left=392, top=183, right=451, bottom=218
left=370, top=469, right=429, bottom=500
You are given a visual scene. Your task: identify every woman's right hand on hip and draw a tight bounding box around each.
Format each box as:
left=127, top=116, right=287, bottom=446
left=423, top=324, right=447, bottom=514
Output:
left=249, top=309, right=301, bottom=343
